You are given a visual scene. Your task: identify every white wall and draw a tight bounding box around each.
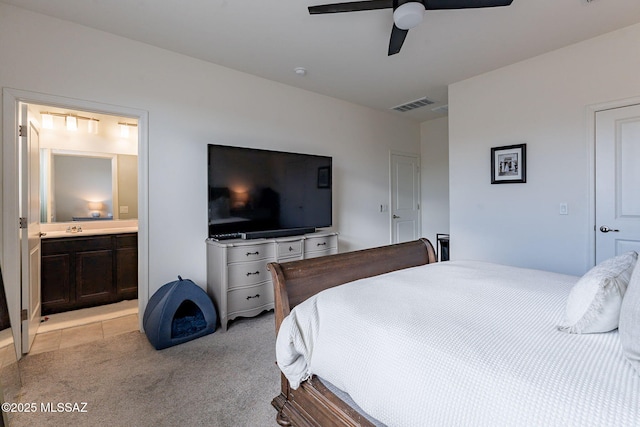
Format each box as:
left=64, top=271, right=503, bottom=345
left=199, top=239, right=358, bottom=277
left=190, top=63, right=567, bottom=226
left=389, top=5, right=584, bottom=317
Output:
left=449, top=23, right=640, bottom=276
left=420, top=117, right=449, bottom=248
left=0, top=5, right=419, bottom=301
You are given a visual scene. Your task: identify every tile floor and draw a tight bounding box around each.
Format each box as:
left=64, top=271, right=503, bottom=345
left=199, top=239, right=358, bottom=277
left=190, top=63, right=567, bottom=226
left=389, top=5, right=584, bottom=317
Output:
left=29, top=301, right=140, bottom=356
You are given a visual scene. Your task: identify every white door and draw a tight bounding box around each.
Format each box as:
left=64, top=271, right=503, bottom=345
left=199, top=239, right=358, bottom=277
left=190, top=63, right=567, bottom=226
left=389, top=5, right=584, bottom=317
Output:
left=595, top=103, right=640, bottom=263
left=390, top=153, right=421, bottom=243
left=20, top=103, right=41, bottom=353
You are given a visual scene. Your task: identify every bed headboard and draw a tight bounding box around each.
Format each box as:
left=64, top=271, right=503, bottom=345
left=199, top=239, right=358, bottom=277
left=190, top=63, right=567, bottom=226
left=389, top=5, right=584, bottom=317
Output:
left=267, top=238, right=437, bottom=332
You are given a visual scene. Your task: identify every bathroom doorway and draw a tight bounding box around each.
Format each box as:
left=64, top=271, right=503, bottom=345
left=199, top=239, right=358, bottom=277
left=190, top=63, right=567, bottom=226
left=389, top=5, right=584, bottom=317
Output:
left=2, top=88, right=149, bottom=356
left=33, top=103, right=139, bottom=346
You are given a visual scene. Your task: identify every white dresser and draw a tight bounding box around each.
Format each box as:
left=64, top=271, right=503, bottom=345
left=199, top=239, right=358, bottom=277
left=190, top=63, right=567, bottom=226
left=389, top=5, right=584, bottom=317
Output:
left=206, top=231, right=338, bottom=331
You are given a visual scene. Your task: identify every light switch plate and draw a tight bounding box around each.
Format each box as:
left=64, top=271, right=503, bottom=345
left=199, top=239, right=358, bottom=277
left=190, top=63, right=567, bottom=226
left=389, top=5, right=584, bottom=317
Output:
left=559, top=203, right=568, bottom=215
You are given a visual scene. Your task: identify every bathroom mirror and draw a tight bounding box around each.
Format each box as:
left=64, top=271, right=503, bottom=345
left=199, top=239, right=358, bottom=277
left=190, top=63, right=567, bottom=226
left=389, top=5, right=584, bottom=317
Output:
left=0, top=262, right=22, bottom=426
left=40, top=150, right=138, bottom=223
left=31, top=103, right=138, bottom=224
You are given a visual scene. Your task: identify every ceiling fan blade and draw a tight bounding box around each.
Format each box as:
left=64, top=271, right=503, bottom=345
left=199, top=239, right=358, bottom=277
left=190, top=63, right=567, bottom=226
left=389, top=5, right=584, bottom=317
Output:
left=388, top=24, right=409, bottom=56
left=308, top=0, right=393, bottom=14
left=423, top=0, right=513, bottom=10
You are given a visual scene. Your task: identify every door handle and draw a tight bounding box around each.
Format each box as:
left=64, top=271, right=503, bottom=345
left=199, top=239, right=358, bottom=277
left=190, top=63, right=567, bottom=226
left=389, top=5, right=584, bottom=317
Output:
left=393, top=215, right=400, bottom=219
left=599, top=226, right=620, bottom=233
left=39, top=232, right=47, bottom=237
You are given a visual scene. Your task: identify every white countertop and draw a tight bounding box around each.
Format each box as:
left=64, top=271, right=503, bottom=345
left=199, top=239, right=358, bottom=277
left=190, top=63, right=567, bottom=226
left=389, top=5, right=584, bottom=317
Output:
left=42, top=227, right=138, bottom=239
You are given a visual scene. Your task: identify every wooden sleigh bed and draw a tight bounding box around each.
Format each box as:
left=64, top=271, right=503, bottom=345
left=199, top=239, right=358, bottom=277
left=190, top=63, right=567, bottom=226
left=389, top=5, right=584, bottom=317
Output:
left=266, top=238, right=640, bottom=427
left=267, top=238, right=437, bottom=426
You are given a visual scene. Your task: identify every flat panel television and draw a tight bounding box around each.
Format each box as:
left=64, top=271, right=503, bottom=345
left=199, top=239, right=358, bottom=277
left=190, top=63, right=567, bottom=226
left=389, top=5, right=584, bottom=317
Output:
left=208, top=144, right=332, bottom=239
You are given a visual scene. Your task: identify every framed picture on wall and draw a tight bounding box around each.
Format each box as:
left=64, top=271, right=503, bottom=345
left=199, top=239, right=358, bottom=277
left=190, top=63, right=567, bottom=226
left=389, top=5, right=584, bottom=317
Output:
left=491, top=144, right=526, bottom=184
left=317, top=166, right=331, bottom=189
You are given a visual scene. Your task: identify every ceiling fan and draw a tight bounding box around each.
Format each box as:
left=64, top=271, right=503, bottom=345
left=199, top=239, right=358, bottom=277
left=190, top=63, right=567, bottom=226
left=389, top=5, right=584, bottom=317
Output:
left=308, top=0, right=514, bottom=55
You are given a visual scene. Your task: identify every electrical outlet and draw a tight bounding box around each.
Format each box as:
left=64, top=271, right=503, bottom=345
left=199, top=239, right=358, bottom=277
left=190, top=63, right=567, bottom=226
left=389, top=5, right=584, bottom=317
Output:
left=120, top=206, right=129, bottom=214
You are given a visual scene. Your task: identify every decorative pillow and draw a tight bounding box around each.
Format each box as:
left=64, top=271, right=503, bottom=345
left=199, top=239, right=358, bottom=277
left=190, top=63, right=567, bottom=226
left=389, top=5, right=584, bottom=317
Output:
left=557, top=251, right=638, bottom=334
left=619, top=259, right=640, bottom=375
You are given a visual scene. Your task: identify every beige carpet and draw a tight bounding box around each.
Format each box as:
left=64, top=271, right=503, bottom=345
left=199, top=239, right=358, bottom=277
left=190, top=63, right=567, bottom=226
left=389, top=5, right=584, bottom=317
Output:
left=12, top=311, right=280, bottom=427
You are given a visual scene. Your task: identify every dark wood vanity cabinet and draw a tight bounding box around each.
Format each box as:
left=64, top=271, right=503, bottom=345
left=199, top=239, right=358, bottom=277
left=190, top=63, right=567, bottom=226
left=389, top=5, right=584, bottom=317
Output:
left=41, top=233, right=138, bottom=315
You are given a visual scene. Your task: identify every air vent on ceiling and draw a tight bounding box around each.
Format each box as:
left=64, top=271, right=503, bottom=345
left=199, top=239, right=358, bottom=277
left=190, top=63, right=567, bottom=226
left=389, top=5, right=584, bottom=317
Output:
left=431, top=104, right=449, bottom=114
left=391, top=97, right=435, bottom=112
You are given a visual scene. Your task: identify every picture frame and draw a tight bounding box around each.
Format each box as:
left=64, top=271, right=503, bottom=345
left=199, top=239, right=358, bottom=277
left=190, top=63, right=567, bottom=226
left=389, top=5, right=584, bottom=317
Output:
left=317, top=166, right=331, bottom=189
left=491, top=144, right=526, bottom=184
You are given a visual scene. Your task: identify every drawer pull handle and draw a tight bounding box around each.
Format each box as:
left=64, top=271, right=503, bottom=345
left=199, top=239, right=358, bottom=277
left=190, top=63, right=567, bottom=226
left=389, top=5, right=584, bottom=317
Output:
left=246, top=271, right=260, bottom=276
left=317, top=242, right=327, bottom=246
left=246, top=251, right=259, bottom=256
left=289, top=246, right=294, bottom=252
left=246, top=294, right=260, bottom=300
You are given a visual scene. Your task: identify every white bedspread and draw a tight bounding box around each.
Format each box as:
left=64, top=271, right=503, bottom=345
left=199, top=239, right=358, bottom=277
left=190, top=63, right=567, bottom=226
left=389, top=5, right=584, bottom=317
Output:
left=276, top=261, right=640, bottom=427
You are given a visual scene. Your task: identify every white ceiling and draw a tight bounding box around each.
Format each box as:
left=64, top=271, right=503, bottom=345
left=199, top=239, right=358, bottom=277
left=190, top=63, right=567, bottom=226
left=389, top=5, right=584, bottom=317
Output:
left=4, top=0, right=640, bottom=121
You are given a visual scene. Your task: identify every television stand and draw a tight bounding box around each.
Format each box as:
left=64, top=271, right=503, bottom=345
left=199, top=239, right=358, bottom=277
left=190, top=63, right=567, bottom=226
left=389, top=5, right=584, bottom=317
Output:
left=205, top=231, right=338, bottom=331
left=241, top=227, right=316, bottom=240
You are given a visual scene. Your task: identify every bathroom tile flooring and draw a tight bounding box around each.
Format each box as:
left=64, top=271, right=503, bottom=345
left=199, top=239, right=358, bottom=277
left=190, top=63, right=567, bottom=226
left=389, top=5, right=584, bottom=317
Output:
left=29, top=300, right=139, bottom=356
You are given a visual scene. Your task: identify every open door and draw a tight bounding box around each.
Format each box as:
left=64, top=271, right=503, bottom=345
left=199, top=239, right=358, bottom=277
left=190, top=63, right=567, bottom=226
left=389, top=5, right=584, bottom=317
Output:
left=19, top=103, right=42, bottom=353
left=595, top=104, right=640, bottom=263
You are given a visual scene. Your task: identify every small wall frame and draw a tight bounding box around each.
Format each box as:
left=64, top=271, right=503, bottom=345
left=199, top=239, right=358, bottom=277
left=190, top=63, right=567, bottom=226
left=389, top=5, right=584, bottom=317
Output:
left=491, top=144, right=526, bottom=184
left=317, top=166, right=331, bottom=189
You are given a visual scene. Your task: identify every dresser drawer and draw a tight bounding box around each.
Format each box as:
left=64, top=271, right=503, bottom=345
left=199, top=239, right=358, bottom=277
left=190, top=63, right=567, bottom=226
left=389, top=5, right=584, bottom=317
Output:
left=304, top=235, right=336, bottom=253
left=227, top=243, right=275, bottom=264
left=277, top=240, right=302, bottom=259
left=207, top=232, right=337, bottom=331
left=227, top=260, right=271, bottom=288
left=305, top=249, right=334, bottom=259
left=227, top=282, right=274, bottom=315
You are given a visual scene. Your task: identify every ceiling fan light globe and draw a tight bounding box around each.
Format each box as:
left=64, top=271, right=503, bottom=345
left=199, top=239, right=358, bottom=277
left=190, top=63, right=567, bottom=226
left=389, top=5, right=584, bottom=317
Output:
left=393, top=2, right=425, bottom=30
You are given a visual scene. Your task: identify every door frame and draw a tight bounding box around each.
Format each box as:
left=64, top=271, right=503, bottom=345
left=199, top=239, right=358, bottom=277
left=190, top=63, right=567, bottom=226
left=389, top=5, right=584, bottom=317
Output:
left=2, top=88, right=149, bottom=357
left=586, top=95, right=640, bottom=268
left=389, top=150, right=421, bottom=244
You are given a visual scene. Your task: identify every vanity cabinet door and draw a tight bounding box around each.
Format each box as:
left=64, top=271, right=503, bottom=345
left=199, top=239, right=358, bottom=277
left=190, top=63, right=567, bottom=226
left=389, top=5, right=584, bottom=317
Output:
left=75, top=249, right=114, bottom=305
left=41, top=253, right=72, bottom=311
left=115, top=234, right=138, bottom=299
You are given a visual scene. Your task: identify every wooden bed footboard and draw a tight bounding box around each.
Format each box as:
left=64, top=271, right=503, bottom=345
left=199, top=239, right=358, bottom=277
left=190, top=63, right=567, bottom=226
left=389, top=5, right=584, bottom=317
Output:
left=267, top=238, right=437, bottom=426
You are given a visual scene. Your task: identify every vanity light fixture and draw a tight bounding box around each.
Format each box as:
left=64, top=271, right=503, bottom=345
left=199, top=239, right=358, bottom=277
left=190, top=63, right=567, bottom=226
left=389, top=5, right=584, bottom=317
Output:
left=87, top=118, right=99, bottom=134
left=40, top=111, right=100, bottom=133
left=118, top=122, right=137, bottom=138
left=41, top=113, right=54, bottom=129
left=119, top=123, right=129, bottom=138
left=66, top=115, right=78, bottom=131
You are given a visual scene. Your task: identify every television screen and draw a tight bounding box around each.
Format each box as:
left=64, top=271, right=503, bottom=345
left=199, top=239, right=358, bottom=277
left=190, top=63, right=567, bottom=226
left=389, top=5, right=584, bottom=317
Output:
left=208, top=144, right=332, bottom=238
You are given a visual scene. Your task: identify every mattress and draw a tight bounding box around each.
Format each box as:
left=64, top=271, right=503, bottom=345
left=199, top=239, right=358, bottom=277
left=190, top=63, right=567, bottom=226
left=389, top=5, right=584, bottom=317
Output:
left=319, top=378, right=386, bottom=427
left=276, top=260, right=640, bottom=426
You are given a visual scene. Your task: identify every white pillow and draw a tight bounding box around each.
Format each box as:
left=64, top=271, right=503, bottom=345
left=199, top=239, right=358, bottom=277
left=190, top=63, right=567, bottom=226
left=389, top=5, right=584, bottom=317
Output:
left=619, top=259, right=640, bottom=375
left=558, top=251, right=638, bottom=334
